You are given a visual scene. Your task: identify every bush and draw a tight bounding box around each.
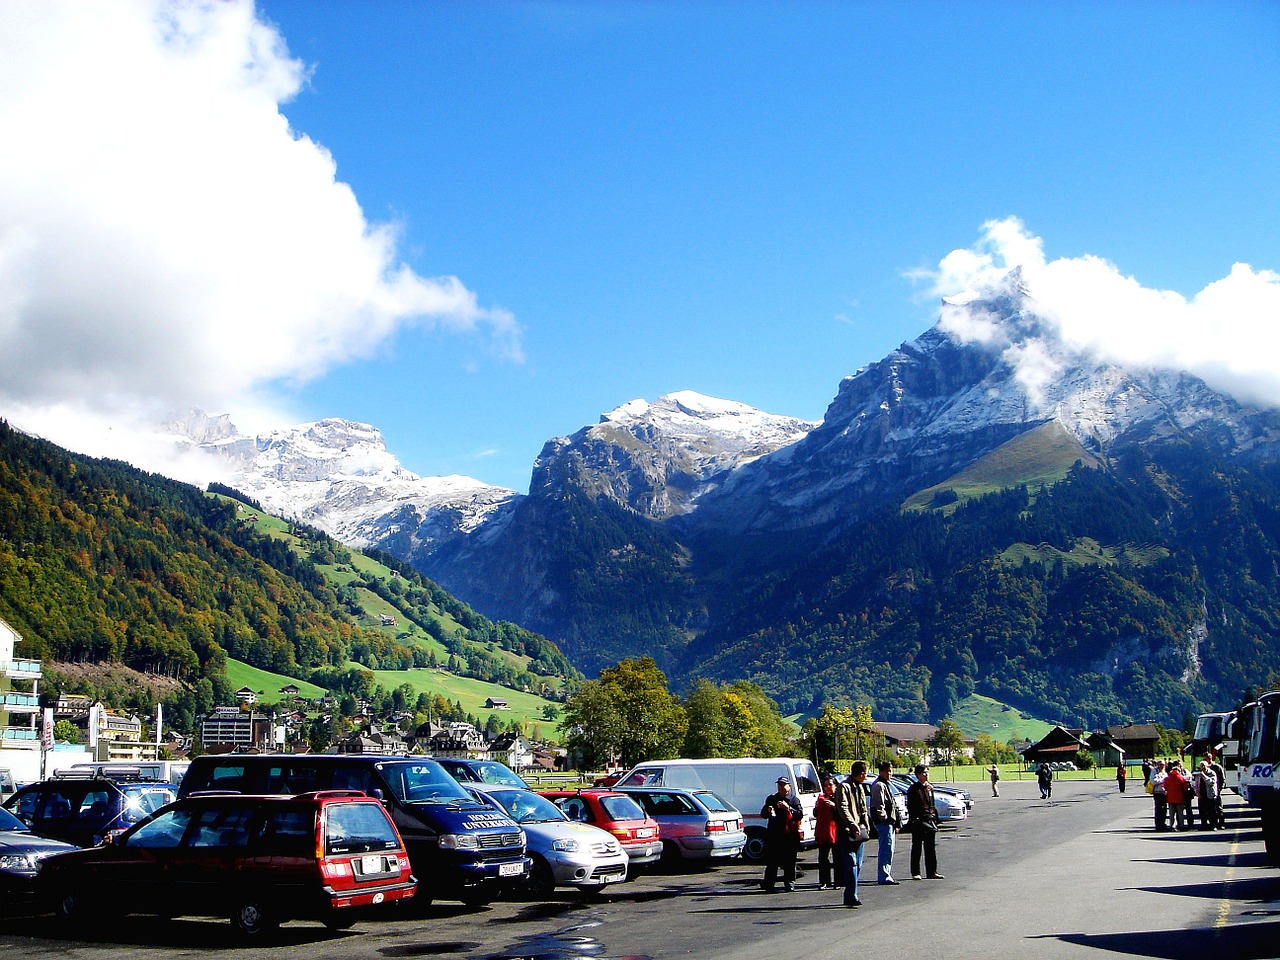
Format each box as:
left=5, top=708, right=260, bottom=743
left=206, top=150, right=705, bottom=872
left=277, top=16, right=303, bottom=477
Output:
left=1074, top=750, right=1094, bottom=770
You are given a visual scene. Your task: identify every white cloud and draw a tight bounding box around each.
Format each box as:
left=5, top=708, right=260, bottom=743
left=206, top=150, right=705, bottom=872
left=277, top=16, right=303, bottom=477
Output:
left=924, top=217, right=1280, bottom=408
left=0, top=0, right=520, bottom=463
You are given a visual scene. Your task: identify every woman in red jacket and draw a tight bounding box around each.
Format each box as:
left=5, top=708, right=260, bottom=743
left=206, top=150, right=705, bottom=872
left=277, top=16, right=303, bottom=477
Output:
left=1163, top=761, right=1189, bottom=830
left=814, top=776, right=842, bottom=889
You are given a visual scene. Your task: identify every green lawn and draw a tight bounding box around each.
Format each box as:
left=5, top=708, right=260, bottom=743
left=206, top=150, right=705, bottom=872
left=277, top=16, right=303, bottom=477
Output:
left=224, top=658, right=328, bottom=704
left=357, top=664, right=560, bottom=732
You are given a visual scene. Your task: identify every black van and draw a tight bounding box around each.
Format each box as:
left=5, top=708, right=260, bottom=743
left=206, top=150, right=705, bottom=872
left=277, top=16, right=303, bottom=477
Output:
left=179, top=754, right=528, bottom=906
left=4, top=772, right=177, bottom=847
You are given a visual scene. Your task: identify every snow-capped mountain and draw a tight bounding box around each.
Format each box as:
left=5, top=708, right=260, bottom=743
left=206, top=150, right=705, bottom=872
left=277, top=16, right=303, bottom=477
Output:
left=531, top=390, right=818, bottom=519
left=163, top=413, right=519, bottom=553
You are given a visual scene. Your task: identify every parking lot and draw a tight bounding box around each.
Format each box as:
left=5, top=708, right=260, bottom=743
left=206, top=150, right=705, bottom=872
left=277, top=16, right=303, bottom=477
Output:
left=4, top=777, right=1280, bottom=960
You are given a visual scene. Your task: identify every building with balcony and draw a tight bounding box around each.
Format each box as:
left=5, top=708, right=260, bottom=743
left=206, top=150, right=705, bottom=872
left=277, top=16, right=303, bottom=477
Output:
left=0, top=616, right=41, bottom=752
left=199, top=706, right=273, bottom=753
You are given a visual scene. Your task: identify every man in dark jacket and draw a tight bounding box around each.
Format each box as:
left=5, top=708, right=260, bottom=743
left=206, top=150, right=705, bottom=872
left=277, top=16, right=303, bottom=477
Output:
left=760, top=777, right=802, bottom=892
left=906, top=764, right=943, bottom=881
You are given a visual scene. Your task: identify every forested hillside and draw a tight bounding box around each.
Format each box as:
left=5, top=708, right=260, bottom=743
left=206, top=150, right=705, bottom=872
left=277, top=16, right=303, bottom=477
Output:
left=0, top=421, right=576, bottom=731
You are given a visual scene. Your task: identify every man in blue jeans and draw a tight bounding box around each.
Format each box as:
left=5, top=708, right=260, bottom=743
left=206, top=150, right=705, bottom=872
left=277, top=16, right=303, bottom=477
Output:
left=835, top=761, right=871, bottom=906
left=869, top=760, right=902, bottom=884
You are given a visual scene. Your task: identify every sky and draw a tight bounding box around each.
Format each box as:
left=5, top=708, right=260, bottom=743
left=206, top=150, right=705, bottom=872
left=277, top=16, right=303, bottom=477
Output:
left=0, top=1, right=1278, bottom=494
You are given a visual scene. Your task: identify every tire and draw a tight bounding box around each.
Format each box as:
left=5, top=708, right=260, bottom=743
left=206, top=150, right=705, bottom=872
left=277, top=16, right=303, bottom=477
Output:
left=742, top=830, right=767, bottom=864
left=660, top=840, right=684, bottom=867
left=230, top=895, right=279, bottom=939
left=524, top=855, right=556, bottom=899
left=55, top=885, right=101, bottom=923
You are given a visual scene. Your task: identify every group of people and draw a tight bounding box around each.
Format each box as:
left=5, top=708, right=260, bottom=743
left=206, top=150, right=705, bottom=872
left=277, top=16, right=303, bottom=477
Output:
left=1141, top=753, right=1226, bottom=831
left=760, top=761, right=943, bottom=908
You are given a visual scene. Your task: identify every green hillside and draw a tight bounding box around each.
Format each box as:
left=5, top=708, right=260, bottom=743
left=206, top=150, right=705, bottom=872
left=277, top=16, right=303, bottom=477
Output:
left=903, top=421, right=1101, bottom=513
left=951, top=693, right=1053, bottom=744
left=224, top=658, right=328, bottom=702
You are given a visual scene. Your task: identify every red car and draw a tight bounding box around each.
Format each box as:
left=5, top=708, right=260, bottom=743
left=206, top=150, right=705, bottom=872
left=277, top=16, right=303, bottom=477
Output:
left=540, top=789, right=664, bottom=868
left=40, top=790, right=415, bottom=937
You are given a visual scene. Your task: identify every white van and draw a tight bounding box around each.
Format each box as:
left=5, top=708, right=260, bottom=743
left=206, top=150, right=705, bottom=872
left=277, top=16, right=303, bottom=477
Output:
left=70, top=760, right=190, bottom=787
left=615, top=757, right=822, bottom=862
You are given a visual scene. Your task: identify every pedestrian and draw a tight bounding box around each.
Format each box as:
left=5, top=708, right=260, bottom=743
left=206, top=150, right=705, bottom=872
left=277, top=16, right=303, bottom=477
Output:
left=1151, top=760, right=1168, bottom=831
left=1037, top=761, right=1053, bottom=800
left=1197, top=759, right=1220, bottom=831
left=1208, top=752, right=1227, bottom=829
left=759, top=776, right=802, bottom=893
left=813, top=775, right=841, bottom=889
left=986, top=763, right=1001, bottom=797
left=1164, top=761, right=1188, bottom=830
left=834, top=761, right=872, bottom=907
left=1116, top=763, right=1127, bottom=793
left=869, top=760, right=903, bottom=885
left=905, top=763, right=943, bottom=881
left=1142, top=757, right=1152, bottom=787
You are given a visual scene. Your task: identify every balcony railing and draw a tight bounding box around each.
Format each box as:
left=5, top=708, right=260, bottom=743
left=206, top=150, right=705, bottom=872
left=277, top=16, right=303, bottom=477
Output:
left=3, top=658, right=42, bottom=679
left=0, top=725, right=40, bottom=748
left=0, top=692, right=40, bottom=712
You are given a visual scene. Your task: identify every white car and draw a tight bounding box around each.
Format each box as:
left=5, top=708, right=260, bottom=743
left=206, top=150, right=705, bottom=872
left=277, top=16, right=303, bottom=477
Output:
left=469, top=785, right=629, bottom=897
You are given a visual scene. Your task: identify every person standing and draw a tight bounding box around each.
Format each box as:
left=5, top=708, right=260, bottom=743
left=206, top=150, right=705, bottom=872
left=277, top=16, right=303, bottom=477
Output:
left=1164, top=761, right=1188, bottom=831
left=1197, top=759, right=1220, bottom=830
left=834, top=761, right=871, bottom=907
left=1151, top=760, right=1168, bottom=831
left=1208, top=752, right=1228, bottom=829
left=986, top=763, right=1001, bottom=797
left=1142, top=757, right=1152, bottom=788
left=1116, top=763, right=1127, bottom=793
left=813, top=776, right=841, bottom=889
left=1037, top=761, right=1053, bottom=800
left=869, top=760, right=903, bottom=885
left=760, top=777, right=802, bottom=893
left=906, top=764, right=942, bottom=881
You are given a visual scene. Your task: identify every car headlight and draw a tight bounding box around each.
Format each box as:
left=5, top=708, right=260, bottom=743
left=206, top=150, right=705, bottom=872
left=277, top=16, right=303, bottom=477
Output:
left=552, top=838, right=580, bottom=853
left=0, top=852, right=37, bottom=873
left=438, top=834, right=479, bottom=849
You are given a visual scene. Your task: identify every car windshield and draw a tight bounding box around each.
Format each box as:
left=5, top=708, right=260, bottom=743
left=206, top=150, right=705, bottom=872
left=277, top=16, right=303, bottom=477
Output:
left=121, top=785, right=176, bottom=823
left=694, top=791, right=734, bottom=813
left=0, top=806, right=27, bottom=832
left=379, top=761, right=480, bottom=805
left=466, top=762, right=527, bottom=787
left=599, top=795, right=647, bottom=821
left=486, top=790, right=566, bottom=824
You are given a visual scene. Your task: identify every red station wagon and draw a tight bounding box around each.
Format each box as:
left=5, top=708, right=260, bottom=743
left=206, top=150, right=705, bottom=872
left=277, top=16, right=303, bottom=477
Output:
left=539, top=789, right=664, bottom=868
left=39, top=790, right=416, bottom=937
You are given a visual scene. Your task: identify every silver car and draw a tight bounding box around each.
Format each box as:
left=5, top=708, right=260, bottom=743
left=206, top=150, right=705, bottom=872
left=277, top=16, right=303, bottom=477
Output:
left=469, top=785, right=628, bottom=897
left=616, top=787, right=746, bottom=863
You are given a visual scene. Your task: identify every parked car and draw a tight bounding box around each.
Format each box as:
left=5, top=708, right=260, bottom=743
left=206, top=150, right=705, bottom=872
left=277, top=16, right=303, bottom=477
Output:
left=891, top=774, right=968, bottom=821
left=615, top=758, right=821, bottom=862
left=855, top=777, right=910, bottom=836
left=615, top=786, right=747, bottom=863
left=179, top=754, right=529, bottom=907
left=3, top=772, right=176, bottom=847
left=38, top=790, right=416, bottom=936
left=435, top=758, right=529, bottom=788
left=468, top=785, right=629, bottom=896
left=0, top=804, right=76, bottom=902
left=539, top=789, right=663, bottom=867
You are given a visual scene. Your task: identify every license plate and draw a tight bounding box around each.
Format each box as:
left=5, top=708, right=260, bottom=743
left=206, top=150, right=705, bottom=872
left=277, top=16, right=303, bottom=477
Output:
left=499, top=862, right=524, bottom=877
left=361, top=855, right=387, bottom=874
left=602, top=873, right=623, bottom=883
left=637, top=828, right=654, bottom=838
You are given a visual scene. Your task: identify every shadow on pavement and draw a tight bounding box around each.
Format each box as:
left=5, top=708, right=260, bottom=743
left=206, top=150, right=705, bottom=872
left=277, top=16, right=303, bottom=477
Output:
left=1120, top=875, right=1280, bottom=903
left=1033, top=921, right=1280, bottom=959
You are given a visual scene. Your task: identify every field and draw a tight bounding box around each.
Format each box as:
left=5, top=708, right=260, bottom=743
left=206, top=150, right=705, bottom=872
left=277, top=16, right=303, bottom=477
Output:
left=357, top=665, right=560, bottom=732
left=224, top=658, right=328, bottom=703
left=951, top=692, right=1053, bottom=744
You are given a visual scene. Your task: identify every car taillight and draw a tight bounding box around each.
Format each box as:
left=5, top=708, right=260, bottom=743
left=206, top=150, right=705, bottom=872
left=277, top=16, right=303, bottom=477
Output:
left=706, top=820, right=725, bottom=833
left=320, top=859, right=349, bottom=880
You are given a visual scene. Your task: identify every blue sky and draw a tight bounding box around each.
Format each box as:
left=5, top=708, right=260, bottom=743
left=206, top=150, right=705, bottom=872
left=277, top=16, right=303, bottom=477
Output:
left=1, top=2, right=1278, bottom=492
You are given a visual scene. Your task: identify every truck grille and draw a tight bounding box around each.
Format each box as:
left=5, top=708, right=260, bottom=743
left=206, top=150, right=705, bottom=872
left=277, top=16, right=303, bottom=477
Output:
left=478, top=831, right=522, bottom=849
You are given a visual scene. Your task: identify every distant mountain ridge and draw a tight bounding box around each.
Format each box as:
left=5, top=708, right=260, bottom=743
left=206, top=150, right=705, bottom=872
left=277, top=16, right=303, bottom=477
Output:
left=157, top=271, right=1280, bottom=727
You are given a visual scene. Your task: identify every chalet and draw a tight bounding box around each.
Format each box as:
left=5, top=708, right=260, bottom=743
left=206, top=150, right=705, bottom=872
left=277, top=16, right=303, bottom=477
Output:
left=279, top=684, right=300, bottom=697
left=1020, top=726, right=1089, bottom=765
left=233, top=686, right=257, bottom=705
left=336, top=722, right=409, bottom=755
left=1106, top=722, right=1162, bottom=760
left=379, top=614, right=397, bottom=627
left=488, top=733, right=533, bottom=772
left=485, top=697, right=509, bottom=710
left=1085, top=731, right=1127, bottom=767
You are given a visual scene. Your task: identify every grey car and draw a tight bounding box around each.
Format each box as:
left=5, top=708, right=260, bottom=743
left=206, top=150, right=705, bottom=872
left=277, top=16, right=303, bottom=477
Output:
left=616, top=787, right=746, bottom=863
left=469, top=785, right=628, bottom=897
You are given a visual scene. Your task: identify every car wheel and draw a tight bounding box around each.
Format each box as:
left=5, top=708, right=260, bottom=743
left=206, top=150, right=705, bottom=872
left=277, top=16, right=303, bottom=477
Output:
left=524, top=855, right=556, bottom=898
left=742, top=829, right=767, bottom=864
left=323, top=911, right=357, bottom=931
left=55, top=885, right=100, bottom=923
left=230, top=895, right=279, bottom=938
